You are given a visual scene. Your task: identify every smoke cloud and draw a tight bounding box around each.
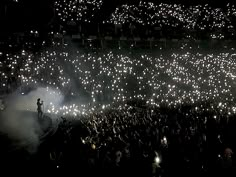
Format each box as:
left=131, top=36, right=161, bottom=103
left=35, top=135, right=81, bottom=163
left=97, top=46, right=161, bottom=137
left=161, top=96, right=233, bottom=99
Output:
left=0, top=87, right=64, bottom=153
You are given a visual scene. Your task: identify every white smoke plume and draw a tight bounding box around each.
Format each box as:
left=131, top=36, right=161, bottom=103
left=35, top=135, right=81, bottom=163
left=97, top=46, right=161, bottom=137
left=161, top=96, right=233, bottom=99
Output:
left=0, top=87, right=64, bottom=153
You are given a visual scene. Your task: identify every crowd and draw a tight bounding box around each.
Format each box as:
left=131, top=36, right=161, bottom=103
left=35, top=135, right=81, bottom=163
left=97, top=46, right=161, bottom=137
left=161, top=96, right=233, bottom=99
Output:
left=1, top=41, right=236, bottom=114
left=1, top=41, right=236, bottom=176
left=101, top=2, right=236, bottom=39
left=105, top=2, right=236, bottom=29
left=2, top=1, right=236, bottom=40
left=1, top=1, right=236, bottom=176
left=54, top=0, right=103, bottom=24
left=52, top=1, right=236, bottom=39
left=35, top=100, right=236, bottom=177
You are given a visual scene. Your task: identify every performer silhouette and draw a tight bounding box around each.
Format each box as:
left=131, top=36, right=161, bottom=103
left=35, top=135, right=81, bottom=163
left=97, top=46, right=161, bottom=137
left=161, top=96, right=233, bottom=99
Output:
left=37, top=98, right=43, bottom=118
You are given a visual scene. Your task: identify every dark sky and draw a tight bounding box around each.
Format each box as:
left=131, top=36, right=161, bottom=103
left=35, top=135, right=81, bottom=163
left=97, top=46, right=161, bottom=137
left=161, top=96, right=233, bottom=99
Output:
left=0, top=0, right=54, bottom=33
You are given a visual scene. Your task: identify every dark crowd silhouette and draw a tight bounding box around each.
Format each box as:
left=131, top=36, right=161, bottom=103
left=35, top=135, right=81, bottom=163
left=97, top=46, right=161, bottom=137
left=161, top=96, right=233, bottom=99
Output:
left=25, top=100, right=236, bottom=177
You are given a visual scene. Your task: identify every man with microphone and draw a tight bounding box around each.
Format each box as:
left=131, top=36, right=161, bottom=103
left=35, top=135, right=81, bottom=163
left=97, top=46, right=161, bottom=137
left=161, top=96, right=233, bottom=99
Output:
left=37, top=98, right=43, bottom=119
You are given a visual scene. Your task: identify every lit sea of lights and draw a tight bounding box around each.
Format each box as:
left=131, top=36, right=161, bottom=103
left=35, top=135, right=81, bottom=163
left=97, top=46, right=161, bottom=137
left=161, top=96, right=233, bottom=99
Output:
left=103, top=2, right=236, bottom=39
left=1, top=44, right=236, bottom=117
left=55, top=0, right=103, bottom=23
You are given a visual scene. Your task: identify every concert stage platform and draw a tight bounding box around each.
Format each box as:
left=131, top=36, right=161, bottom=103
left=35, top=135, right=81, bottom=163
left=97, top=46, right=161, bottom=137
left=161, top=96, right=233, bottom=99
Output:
left=0, top=110, right=58, bottom=153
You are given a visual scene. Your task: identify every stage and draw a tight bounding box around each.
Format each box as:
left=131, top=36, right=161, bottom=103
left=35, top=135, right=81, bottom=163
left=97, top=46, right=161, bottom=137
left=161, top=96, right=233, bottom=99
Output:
left=0, top=109, right=58, bottom=153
